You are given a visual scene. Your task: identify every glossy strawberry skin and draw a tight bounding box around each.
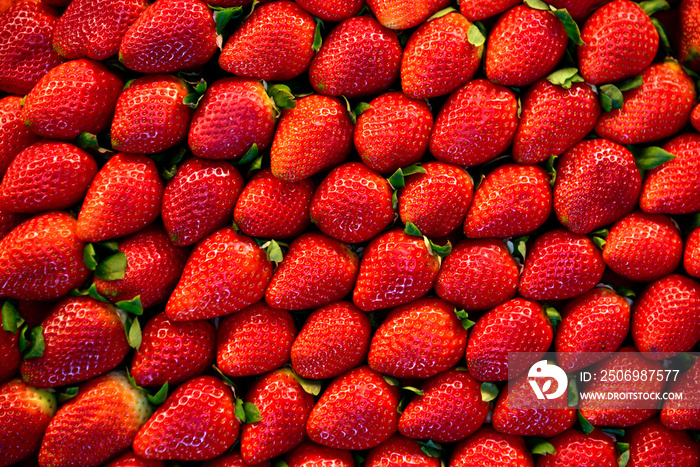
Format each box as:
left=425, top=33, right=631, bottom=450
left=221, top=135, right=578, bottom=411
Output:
left=162, top=157, right=244, bottom=246
left=285, top=441, right=355, bottom=467
left=203, top=453, right=271, bottom=467
left=0, top=206, right=26, bottom=242
left=366, top=435, right=440, bottom=467
left=0, top=329, right=19, bottom=384
left=537, top=428, right=618, bottom=467
left=680, top=0, right=700, bottom=71
left=105, top=451, right=166, bottom=467
left=459, top=0, right=519, bottom=21
left=295, top=0, right=364, bottom=21
left=449, top=427, right=534, bottom=467
left=661, top=359, right=700, bottom=430
left=685, top=226, right=700, bottom=278
left=547, top=0, right=607, bottom=21
left=366, top=0, right=450, bottom=30
left=693, top=102, right=700, bottom=132
left=625, top=418, right=700, bottom=467
left=0, top=96, right=40, bottom=178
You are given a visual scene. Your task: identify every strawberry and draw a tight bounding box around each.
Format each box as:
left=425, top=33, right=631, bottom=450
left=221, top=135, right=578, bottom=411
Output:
left=0, top=328, right=19, bottom=383
left=537, top=428, right=618, bottom=467
left=234, top=168, right=315, bottom=239
left=429, top=79, right=518, bottom=167
left=307, top=366, right=400, bottom=450
left=162, top=157, right=244, bottom=246
left=685, top=226, right=700, bottom=278
left=0, top=211, right=90, bottom=300
left=265, top=233, right=359, bottom=310
left=519, top=229, right=605, bottom=301
left=547, top=0, right=608, bottom=21
left=693, top=102, right=700, bottom=131
left=105, top=451, right=165, bottom=467
left=353, top=228, right=441, bottom=312
left=119, top=0, right=217, bottom=73
left=0, top=96, right=40, bottom=178
left=624, top=418, right=700, bottom=467
left=553, top=139, right=642, bottom=234
left=270, top=95, right=354, bottom=182
left=681, top=0, right=700, bottom=71
left=464, top=164, right=552, bottom=238
left=309, top=162, right=395, bottom=244
left=450, top=427, right=534, bottom=467
left=0, top=140, right=97, bottom=213
left=188, top=78, right=276, bottom=161
left=77, top=153, right=164, bottom=242
left=166, top=227, right=273, bottom=321
left=485, top=5, right=568, bottom=87
left=398, top=368, right=489, bottom=443
left=111, top=74, right=193, bottom=154
left=204, top=453, right=270, bottom=467
left=286, top=442, right=355, bottom=467
left=295, top=0, right=364, bottom=21
left=366, top=0, right=450, bottom=29
left=219, top=1, right=315, bottom=81
left=365, top=435, right=440, bottom=467
left=241, top=369, right=315, bottom=463
left=459, top=0, right=519, bottom=21
left=51, top=0, right=148, bottom=60
left=369, top=298, right=468, bottom=378
left=354, top=92, right=433, bottom=175
left=435, top=239, right=519, bottom=311
left=513, top=78, right=601, bottom=165
left=467, top=298, right=553, bottom=382
left=309, top=16, right=401, bottom=98
left=40, top=371, right=153, bottom=467
left=661, top=358, right=700, bottom=430
left=217, top=302, right=296, bottom=377
left=595, top=61, right=696, bottom=144
left=291, top=301, right=371, bottom=380
left=0, top=206, right=25, bottom=241
left=130, top=311, right=216, bottom=387
left=21, top=59, right=123, bottom=140
left=0, top=0, right=61, bottom=95
left=401, top=12, right=482, bottom=99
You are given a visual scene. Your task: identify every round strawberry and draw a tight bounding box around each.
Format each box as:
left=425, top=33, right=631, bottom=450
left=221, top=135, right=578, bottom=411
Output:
left=625, top=418, right=700, bottom=467
left=285, top=442, right=355, bottom=467
left=106, top=451, right=166, bottom=467
left=366, top=0, right=450, bottom=30
left=0, top=96, right=40, bottom=178
left=450, top=427, right=533, bottom=467
left=295, top=0, right=364, bottom=21
left=365, top=435, right=440, bottom=467
left=685, top=226, right=700, bottom=278
left=460, top=0, right=520, bottom=21
left=661, top=359, right=700, bottom=430
left=537, top=429, right=618, bottom=467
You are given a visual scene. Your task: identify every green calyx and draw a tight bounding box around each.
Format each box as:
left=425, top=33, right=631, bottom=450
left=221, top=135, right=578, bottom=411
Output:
left=126, top=368, right=169, bottom=405
left=83, top=242, right=127, bottom=282
left=546, top=68, right=584, bottom=89
left=480, top=382, right=499, bottom=402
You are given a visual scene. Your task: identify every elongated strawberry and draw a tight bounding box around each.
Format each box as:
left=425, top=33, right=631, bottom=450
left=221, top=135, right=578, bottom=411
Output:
left=450, top=427, right=534, bottom=467
left=295, top=0, right=364, bottom=21
left=661, top=358, right=700, bottom=430
left=366, top=0, right=450, bottom=29
left=625, top=418, right=700, bottom=467
left=459, top=0, right=519, bottom=21
left=366, top=435, right=440, bottom=467
left=0, top=96, right=40, bottom=178
left=681, top=0, right=700, bottom=71
left=286, top=442, right=355, bottom=467
left=537, top=428, right=618, bottom=467
left=685, top=226, right=700, bottom=278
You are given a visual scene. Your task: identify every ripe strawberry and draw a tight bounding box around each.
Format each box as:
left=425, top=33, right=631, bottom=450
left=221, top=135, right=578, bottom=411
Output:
left=0, top=206, right=25, bottom=241
left=21, top=59, right=123, bottom=140
left=354, top=92, right=433, bottom=174
left=291, top=301, right=371, bottom=380
left=234, top=168, right=314, bottom=239
left=166, top=227, right=273, bottom=321
left=553, top=139, right=642, bottom=234
left=130, top=312, right=215, bottom=387
left=547, top=0, right=608, bottom=21
left=0, top=211, right=90, bottom=300
left=295, top=0, right=364, bottom=21
left=459, top=0, right=519, bottom=21
left=188, top=78, right=276, bottom=160
left=0, top=140, right=97, bottom=213
left=450, top=427, right=534, bottom=467
left=0, top=0, right=61, bottom=95
left=537, top=428, right=618, bottom=467
left=429, top=79, right=518, bottom=167
left=513, top=78, right=601, bottom=165
left=217, top=302, right=296, bottom=377
left=595, top=61, right=696, bottom=144
left=0, top=96, right=40, bottom=178
left=0, top=328, right=19, bottom=383
left=464, top=164, right=552, bottom=238
left=286, top=442, right=355, bottom=467
left=366, top=0, right=450, bottom=29
left=685, top=226, right=700, bottom=278
left=353, top=229, right=441, bottom=312
left=105, top=451, right=165, bottom=467
left=693, top=102, right=700, bottom=131
left=624, top=418, right=700, bottom=467
left=399, top=369, right=489, bottom=443
left=307, top=366, right=400, bottom=450
left=241, top=369, right=315, bottom=463
left=519, top=229, right=605, bottom=301
left=119, top=0, right=217, bottom=73
left=435, top=239, right=519, bottom=311
left=40, top=371, right=153, bottom=467
left=366, top=435, right=440, bottom=467
left=270, top=95, right=353, bottom=182
left=467, top=298, right=553, bottom=381
left=77, top=154, right=164, bottom=242
left=203, top=453, right=270, bottom=467
left=0, top=379, right=56, bottom=467
left=309, top=162, right=395, bottom=244
left=51, top=0, right=148, bottom=60
left=266, top=233, right=359, bottom=310
left=681, top=0, right=700, bottom=71
left=219, top=1, right=315, bottom=81
left=162, top=157, right=244, bottom=246
left=485, top=5, right=568, bottom=87
left=661, top=358, right=700, bottom=430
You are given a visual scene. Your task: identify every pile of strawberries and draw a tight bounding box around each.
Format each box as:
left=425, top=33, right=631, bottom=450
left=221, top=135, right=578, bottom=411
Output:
left=1, top=0, right=700, bottom=464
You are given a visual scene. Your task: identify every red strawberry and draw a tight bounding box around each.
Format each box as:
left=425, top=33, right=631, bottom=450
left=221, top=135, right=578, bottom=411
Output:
left=595, top=61, right=696, bottom=144
left=307, top=366, right=400, bottom=450
left=309, top=16, right=401, bottom=98
left=366, top=435, right=440, bottom=467
left=685, top=226, right=700, bottom=278
left=553, top=139, right=642, bottom=234
left=366, top=0, right=450, bottom=30
left=105, top=451, right=165, bottom=467
left=681, top=0, right=700, bottom=71
left=133, top=376, right=239, bottom=461
left=21, top=59, right=123, bottom=140
left=166, top=227, right=273, bottom=321
left=76, top=153, right=164, bottom=242
left=203, top=453, right=270, bottom=467
left=354, top=92, right=433, bottom=175
left=0, top=379, right=56, bottom=467
left=429, top=79, right=518, bottom=167
left=536, top=428, right=618, bottom=467
left=119, top=0, right=217, bottom=73
left=266, top=233, right=359, bottom=310
left=0, top=211, right=90, bottom=300
left=131, top=312, right=215, bottom=387
left=219, top=1, right=315, bottom=81
left=0, top=140, right=97, bottom=213
left=162, top=157, right=244, bottom=246
left=625, top=418, right=700, bottom=467
left=0, top=205, right=26, bottom=241
left=464, top=164, right=552, bottom=238
left=0, top=328, right=19, bottom=383
left=295, top=0, right=364, bottom=21
left=51, top=0, right=148, bottom=60
left=241, top=369, right=315, bottom=463
left=547, top=0, right=608, bottom=21
left=234, top=168, right=314, bottom=239
left=0, top=96, right=40, bottom=178
left=450, top=427, right=534, bottom=467
left=459, top=0, right=519, bottom=21
left=217, top=302, right=296, bottom=377
left=40, top=371, right=153, bottom=467
left=693, top=102, right=700, bottom=131
left=309, top=162, right=395, bottom=244
left=270, top=95, right=354, bottom=182
left=661, top=358, right=700, bottom=430
left=398, top=368, right=489, bottom=443
left=286, top=442, right=355, bottom=467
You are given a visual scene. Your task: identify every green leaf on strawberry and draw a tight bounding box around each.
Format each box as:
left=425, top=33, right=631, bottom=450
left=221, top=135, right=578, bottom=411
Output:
left=268, top=84, right=296, bottom=114
left=94, top=252, right=127, bottom=281
left=2, top=301, right=23, bottom=334
left=602, top=428, right=626, bottom=437
left=354, top=102, right=372, bottom=117
left=125, top=316, right=142, bottom=350
left=528, top=438, right=556, bottom=456
left=454, top=309, right=475, bottom=330
left=617, top=76, right=644, bottom=92
left=635, top=146, right=676, bottom=170
left=480, top=382, right=498, bottom=402
left=545, top=306, right=561, bottom=329
left=599, top=84, right=624, bottom=112
left=552, top=8, right=584, bottom=46
left=651, top=17, right=671, bottom=55
left=468, top=23, right=486, bottom=47
left=235, top=398, right=262, bottom=423
left=403, top=221, right=423, bottom=237
left=546, top=68, right=584, bottom=89
left=313, top=19, right=323, bottom=52
left=83, top=243, right=98, bottom=270
left=525, top=0, right=550, bottom=10
left=388, top=164, right=426, bottom=190
left=420, top=440, right=443, bottom=457
left=237, top=144, right=259, bottom=166
left=58, top=387, right=79, bottom=403
left=115, top=296, right=143, bottom=316
left=617, top=442, right=630, bottom=467
left=19, top=325, right=44, bottom=359
left=210, top=6, right=243, bottom=36
left=578, top=410, right=595, bottom=435
left=147, top=382, right=169, bottom=405
left=639, top=0, right=670, bottom=16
